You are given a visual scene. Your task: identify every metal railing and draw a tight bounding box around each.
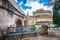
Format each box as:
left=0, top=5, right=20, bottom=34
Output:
left=7, top=26, right=36, bottom=33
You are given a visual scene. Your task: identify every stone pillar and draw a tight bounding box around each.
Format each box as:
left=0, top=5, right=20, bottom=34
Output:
left=22, top=18, right=25, bottom=26
left=22, top=20, right=24, bottom=26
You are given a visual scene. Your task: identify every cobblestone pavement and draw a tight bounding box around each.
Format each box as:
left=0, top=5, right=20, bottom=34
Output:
left=6, top=29, right=60, bottom=40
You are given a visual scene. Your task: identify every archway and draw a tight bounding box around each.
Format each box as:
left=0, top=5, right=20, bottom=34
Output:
left=16, top=19, right=22, bottom=26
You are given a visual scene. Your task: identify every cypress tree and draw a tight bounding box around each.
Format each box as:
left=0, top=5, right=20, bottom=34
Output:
left=53, top=0, right=60, bottom=26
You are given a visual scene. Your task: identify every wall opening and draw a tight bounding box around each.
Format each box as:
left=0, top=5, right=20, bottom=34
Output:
left=16, top=19, right=22, bottom=26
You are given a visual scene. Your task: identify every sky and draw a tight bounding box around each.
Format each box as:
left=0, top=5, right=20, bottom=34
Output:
left=15, top=0, right=53, bottom=16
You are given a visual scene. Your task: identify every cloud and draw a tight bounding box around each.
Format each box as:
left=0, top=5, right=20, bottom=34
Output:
left=30, top=2, right=44, bottom=11
left=25, top=3, right=31, bottom=7
left=18, top=1, right=23, bottom=6
left=49, top=0, right=55, bottom=4
left=16, top=0, right=53, bottom=16
left=25, top=1, right=53, bottom=11
left=44, top=6, right=53, bottom=11
left=24, top=1, right=53, bottom=16
left=15, top=0, right=18, bottom=3
left=25, top=9, right=33, bottom=16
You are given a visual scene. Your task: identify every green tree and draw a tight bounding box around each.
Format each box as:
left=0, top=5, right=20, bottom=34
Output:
left=53, top=0, right=60, bottom=26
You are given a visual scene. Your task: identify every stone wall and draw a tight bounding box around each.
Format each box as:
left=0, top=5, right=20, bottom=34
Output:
left=26, top=16, right=36, bottom=26
left=0, top=0, right=25, bottom=34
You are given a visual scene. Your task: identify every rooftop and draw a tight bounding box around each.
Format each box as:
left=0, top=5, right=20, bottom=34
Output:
left=33, top=9, right=52, bottom=13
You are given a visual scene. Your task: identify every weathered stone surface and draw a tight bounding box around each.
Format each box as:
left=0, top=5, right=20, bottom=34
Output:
left=0, top=0, right=2, bottom=6
left=41, top=25, right=48, bottom=35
